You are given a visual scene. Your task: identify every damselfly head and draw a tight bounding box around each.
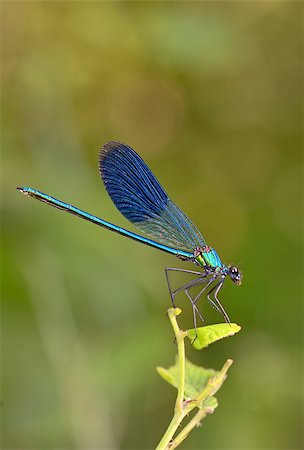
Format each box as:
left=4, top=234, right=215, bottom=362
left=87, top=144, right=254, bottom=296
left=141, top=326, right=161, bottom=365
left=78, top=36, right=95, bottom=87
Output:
left=228, top=266, right=242, bottom=285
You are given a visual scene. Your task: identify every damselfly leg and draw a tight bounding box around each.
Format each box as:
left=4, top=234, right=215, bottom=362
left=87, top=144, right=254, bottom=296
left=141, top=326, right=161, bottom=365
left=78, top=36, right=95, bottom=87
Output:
left=165, top=267, right=205, bottom=307
left=207, top=281, right=231, bottom=324
left=184, top=289, right=205, bottom=329
left=165, top=268, right=215, bottom=327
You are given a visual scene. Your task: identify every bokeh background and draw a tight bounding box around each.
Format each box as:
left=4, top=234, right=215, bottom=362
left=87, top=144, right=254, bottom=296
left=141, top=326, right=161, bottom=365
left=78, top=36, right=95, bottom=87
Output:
left=1, top=2, right=303, bottom=449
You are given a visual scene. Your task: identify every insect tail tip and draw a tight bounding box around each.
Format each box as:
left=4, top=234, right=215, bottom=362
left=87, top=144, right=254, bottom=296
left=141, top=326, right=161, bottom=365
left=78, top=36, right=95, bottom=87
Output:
left=16, top=187, right=27, bottom=195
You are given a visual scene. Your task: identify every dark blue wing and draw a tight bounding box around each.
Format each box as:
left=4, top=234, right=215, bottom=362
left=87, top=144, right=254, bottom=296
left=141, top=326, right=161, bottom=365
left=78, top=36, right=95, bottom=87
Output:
left=99, top=141, right=206, bottom=253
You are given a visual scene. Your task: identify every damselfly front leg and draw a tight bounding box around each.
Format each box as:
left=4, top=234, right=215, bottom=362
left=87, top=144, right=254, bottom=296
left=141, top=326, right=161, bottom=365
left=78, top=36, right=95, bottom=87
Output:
left=192, top=274, right=218, bottom=305
left=183, top=274, right=219, bottom=328
left=207, top=280, right=231, bottom=324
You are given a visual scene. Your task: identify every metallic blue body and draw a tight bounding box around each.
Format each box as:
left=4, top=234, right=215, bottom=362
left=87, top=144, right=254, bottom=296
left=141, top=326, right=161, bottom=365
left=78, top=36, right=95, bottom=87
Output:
left=202, top=249, right=225, bottom=269
left=18, top=142, right=242, bottom=324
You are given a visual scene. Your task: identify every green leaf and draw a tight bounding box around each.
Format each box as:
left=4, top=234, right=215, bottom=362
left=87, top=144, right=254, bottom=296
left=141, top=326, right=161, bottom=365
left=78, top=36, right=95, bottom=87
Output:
left=187, top=323, right=241, bottom=350
left=157, top=358, right=217, bottom=407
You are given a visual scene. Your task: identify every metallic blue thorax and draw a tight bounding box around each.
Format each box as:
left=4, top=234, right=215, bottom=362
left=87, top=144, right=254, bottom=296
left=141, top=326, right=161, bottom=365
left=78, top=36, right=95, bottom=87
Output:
left=195, top=247, right=225, bottom=271
left=203, top=248, right=224, bottom=268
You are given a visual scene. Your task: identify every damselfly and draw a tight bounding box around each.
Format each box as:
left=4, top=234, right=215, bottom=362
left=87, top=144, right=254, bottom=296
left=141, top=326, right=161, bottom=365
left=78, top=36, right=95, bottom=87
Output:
left=18, top=141, right=242, bottom=325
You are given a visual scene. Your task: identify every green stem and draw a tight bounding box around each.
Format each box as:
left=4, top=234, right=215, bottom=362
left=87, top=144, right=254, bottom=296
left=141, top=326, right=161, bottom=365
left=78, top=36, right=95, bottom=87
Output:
left=155, top=310, right=234, bottom=450
left=170, top=359, right=233, bottom=449
left=155, top=308, right=187, bottom=450
left=168, top=408, right=208, bottom=449
left=196, top=359, right=233, bottom=403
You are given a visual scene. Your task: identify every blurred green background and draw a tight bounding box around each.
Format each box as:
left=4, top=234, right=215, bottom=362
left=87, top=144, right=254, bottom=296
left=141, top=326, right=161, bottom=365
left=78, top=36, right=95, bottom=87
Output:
left=2, top=2, right=303, bottom=449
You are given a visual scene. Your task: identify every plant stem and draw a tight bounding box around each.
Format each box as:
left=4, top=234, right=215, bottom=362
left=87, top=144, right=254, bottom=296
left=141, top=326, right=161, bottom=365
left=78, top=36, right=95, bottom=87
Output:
left=168, top=408, right=208, bottom=449
left=170, top=359, right=233, bottom=448
left=155, top=308, right=187, bottom=450
left=155, top=310, right=234, bottom=450
left=196, top=359, right=233, bottom=403
left=172, top=313, right=186, bottom=414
